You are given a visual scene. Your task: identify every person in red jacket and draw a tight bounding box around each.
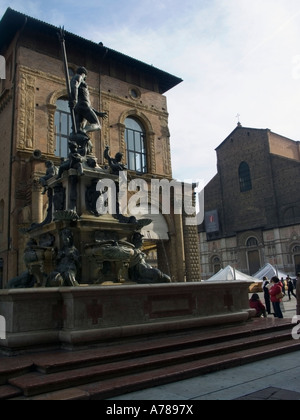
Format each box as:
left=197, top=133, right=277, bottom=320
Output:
left=249, top=294, right=267, bottom=318
left=297, top=273, right=300, bottom=316
left=269, top=277, right=284, bottom=319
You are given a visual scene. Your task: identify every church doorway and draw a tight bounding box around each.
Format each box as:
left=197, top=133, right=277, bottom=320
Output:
left=247, top=250, right=261, bottom=276
left=294, top=254, right=300, bottom=275
left=246, top=237, right=261, bottom=275
left=292, top=246, right=300, bottom=275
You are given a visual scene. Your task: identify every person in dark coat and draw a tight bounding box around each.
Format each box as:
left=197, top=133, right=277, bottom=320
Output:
left=287, top=276, right=297, bottom=301
left=263, top=276, right=271, bottom=315
left=297, top=273, right=300, bottom=316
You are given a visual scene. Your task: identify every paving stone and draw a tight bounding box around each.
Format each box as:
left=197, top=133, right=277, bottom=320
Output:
left=236, top=387, right=300, bottom=400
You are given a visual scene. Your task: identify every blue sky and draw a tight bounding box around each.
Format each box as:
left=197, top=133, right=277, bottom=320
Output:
left=1, top=0, right=300, bottom=182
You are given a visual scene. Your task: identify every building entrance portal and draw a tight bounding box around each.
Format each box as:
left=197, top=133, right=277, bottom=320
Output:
left=248, top=250, right=261, bottom=276
left=294, top=254, right=300, bottom=275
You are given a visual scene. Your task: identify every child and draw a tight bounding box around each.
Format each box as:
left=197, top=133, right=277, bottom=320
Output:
left=249, top=294, right=267, bottom=318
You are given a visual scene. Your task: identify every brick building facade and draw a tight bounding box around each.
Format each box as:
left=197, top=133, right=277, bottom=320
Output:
left=0, top=8, right=201, bottom=287
left=199, top=124, right=300, bottom=279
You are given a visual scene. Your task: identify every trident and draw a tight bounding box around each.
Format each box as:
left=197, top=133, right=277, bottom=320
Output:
left=57, top=27, right=77, bottom=135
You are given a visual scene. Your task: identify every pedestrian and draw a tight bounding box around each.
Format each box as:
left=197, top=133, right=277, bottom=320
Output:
left=296, top=273, right=300, bottom=316
left=249, top=294, right=267, bottom=318
left=269, top=276, right=284, bottom=319
left=263, top=276, right=271, bottom=315
left=280, top=277, right=286, bottom=296
left=287, top=276, right=297, bottom=301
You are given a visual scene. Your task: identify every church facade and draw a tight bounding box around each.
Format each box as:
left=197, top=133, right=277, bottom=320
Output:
left=0, top=8, right=201, bottom=287
left=199, top=125, right=300, bottom=279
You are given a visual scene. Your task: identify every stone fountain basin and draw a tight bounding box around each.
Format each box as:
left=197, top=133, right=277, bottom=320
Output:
left=0, top=282, right=255, bottom=353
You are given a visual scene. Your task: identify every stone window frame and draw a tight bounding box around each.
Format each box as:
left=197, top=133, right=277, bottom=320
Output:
left=239, top=161, right=252, bottom=193
left=211, top=255, right=222, bottom=274
left=54, top=97, right=72, bottom=158
left=48, top=93, right=157, bottom=175
left=124, top=117, right=147, bottom=174
left=0, top=199, right=4, bottom=233
left=283, top=206, right=300, bottom=225
left=118, top=109, right=156, bottom=175
left=128, top=87, right=141, bottom=100
left=246, top=237, right=259, bottom=248
left=47, top=89, right=69, bottom=156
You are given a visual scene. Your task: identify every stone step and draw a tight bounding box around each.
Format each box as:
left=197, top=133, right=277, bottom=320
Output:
left=19, top=318, right=295, bottom=376
left=0, top=318, right=292, bottom=380
left=23, top=340, right=300, bottom=400
left=0, top=358, right=33, bottom=385
left=8, top=327, right=297, bottom=398
left=1, top=318, right=298, bottom=400
left=34, top=328, right=292, bottom=375
left=0, top=384, right=22, bottom=400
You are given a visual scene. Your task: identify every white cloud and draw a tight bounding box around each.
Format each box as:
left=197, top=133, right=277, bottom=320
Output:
left=2, top=0, right=300, bottom=183
left=81, top=0, right=300, bottom=181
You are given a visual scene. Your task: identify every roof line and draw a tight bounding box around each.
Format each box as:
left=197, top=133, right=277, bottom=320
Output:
left=0, top=8, right=183, bottom=93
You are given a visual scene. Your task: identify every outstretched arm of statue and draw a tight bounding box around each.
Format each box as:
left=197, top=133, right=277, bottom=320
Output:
left=93, top=109, right=108, bottom=119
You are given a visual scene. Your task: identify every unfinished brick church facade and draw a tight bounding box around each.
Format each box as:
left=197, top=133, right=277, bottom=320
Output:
left=0, top=8, right=201, bottom=287
left=199, top=125, right=300, bottom=279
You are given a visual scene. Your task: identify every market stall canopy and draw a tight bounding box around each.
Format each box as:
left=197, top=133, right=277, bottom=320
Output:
left=253, top=263, right=288, bottom=281
left=206, top=265, right=260, bottom=283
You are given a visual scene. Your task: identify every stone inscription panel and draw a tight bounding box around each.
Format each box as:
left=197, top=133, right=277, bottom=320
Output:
left=146, top=295, right=194, bottom=319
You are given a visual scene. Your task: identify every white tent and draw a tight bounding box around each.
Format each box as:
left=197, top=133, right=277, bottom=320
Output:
left=253, top=263, right=288, bottom=281
left=206, top=265, right=260, bottom=283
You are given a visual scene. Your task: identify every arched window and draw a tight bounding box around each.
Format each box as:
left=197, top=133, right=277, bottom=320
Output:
left=283, top=207, right=300, bottom=225
left=212, top=256, right=221, bottom=274
left=0, top=258, right=3, bottom=289
left=54, top=98, right=71, bottom=158
left=239, top=162, right=252, bottom=192
left=0, top=200, right=4, bottom=250
left=293, top=245, right=300, bottom=254
left=247, top=237, right=258, bottom=247
left=125, top=117, right=147, bottom=174
left=0, top=200, right=4, bottom=233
